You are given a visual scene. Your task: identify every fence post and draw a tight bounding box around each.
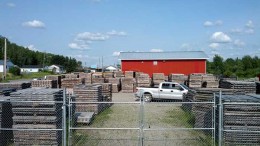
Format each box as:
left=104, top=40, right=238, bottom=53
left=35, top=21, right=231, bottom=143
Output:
left=63, top=88, right=67, bottom=146
left=139, top=96, right=144, bottom=146
left=213, top=93, right=216, bottom=146
left=218, top=91, right=223, bottom=146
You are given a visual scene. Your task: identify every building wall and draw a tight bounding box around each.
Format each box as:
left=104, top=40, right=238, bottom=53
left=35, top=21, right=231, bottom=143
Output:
left=21, top=68, right=39, bottom=73
left=121, top=60, right=206, bottom=76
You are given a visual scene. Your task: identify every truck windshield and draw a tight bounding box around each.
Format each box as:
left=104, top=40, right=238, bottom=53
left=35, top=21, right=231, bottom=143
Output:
left=180, top=84, right=189, bottom=90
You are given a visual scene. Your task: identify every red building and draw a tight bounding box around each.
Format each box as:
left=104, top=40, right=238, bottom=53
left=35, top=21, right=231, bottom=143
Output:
left=119, top=51, right=209, bottom=77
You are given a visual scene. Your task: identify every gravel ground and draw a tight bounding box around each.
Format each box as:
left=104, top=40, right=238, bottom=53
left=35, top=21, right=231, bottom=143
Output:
left=71, top=92, right=213, bottom=146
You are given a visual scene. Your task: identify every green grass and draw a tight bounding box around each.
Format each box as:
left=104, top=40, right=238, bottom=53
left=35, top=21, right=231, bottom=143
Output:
left=0, top=72, right=53, bottom=82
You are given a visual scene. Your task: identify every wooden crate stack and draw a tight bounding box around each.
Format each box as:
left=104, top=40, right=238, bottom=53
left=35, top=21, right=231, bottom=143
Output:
left=103, top=72, right=114, bottom=78
left=216, top=94, right=260, bottom=145
left=31, top=80, right=58, bottom=88
left=202, top=74, right=219, bottom=88
left=125, top=71, right=134, bottom=78
left=0, top=96, right=13, bottom=146
left=61, top=78, right=84, bottom=94
left=152, top=73, right=165, bottom=87
left=73, top=84, right=103, bottom=114
left=79, top=73, right=92, bottom=84
left=188, top=73, right=203, bottom=88
left=136, top=73, right=151, bottom=87
left=114, top=71, right=124, bottom=77
left=219, top=80, right=256, bottom=94
left=107, top=78, right=121, bottom=93
left=0, top=82, right=31, bottom=90
left=121, top=77, right=136, bottom=93
left=93, top=83, right=112, bottom=102
left=64, top=73, right=78, bottom=78
left=46, top=75, right=62, bottom=88
left=92, top=73, right=105, bottom=83
left=10, top=89, right=63, bottom=146
left=169, top=74, right=187, bottom=84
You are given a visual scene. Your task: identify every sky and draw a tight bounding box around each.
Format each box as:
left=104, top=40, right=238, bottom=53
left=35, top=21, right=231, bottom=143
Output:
left=1, top=0, right=260, bottom=66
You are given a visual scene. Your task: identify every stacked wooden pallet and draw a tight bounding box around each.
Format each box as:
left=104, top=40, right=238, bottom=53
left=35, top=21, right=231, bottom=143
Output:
left=64, top=73, right=78, bottom=78
left=202, top=74, right=219, bottom=88
left=92, top=73, right=105, bottom=83
left=46, top=75, right=62, bottom=88
left=107, top=78, right=121, bottom=93
left=169, top=73, right=187, bottom=84
left=73, top=84, right=103, bottom=114
left=125, top=71, right=135, bottom=78
left=79, top=73, right=92, bottom=84
left=152, top=73, right=165, bottom=87
left=93, top=83, right=112, bottom=102
left=136, top=73, right=151, bottom=87
left=0, top=82, right=31, bottom=90
left=188, top=73, right=203, bottom=88
left=31, top=80, right=58, bottom=88
left=61, top=78, right=84, bottom=94
left=103, top=72, right=114, bottom=78
left=183, top=88, right=245, bottom=129
left=10, top=89, right=63, bottom=146
left=256, top=82, right=260, bottom=94
left=121, top=77, right=136, bottom=93
left=219, top=80, right=256, bottom=94
left=217, top=94, right=260, bottom=145
left=114, top=71, right=124, bottom=77
left=0, top=96, right=13, bottom=146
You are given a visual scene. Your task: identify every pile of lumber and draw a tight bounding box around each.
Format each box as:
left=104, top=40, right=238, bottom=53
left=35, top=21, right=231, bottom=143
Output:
left=93, top=83, right=112, bottom=102
left=125, top=71, right=135, bottom=78
left=61, top=78, right=84, bottom=94
left=114, top=71, right=124, bottom=77
left=219, top=80, right=256, bottom=94
left=103, top=72, right=114, bottom=78
left=188, top=73, right=203, bottom=88
left=46, top=75, right=62, bottom=88
left=107, top=78, right=121, bottom=93
left=92, top=73, right=105, bottom=83
left=10, top=89, right=63, bottom=146
left=0, top=96, right=13, bottom=146
left=256, top=82, right=260, bottom=94
left=169, top=74, right=187, bottom=84
left=121, top=77, right=136, bottom=93
left=64, top=73, right=78, bottom=78
left=201, top=74, right=219, bottom=88
left=136, top=73, right=151, bottom=87
left=216, top=94, right=260, bottom=145
left=31, top=80, right=58, bottom=88
left=152, top=73, right=165, bottom=87
left=73, top=84, right=103, bottom=114
left=0, top=82, right=31, bottom=90
left=79, top=73, right=92, bottom=84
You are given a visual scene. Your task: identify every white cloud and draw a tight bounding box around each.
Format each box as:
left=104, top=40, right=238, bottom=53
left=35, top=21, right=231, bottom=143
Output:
left=68, top=43, right=89, bottom=50
left=22, top=20, right=45, bottom=28
left=26, top=45, right=38, bottom=51
left=107, top=30, right=127, bottom=36
left=150, top=49, right=163, bottom=52
left=112, top=51, right=121, bottom=56
left=245, top=20, right=254, bottom=28
left=234, top=39, right=245, bottom=47
left=7, top=3, right=16, bottom=7
left=76, top=32, right=109, bottom=41
left=245, top=28, right=254, bottom=34
left=211, top=32, right=232, bottom=43
left=204, top=20, right=223, bottom=27
left=209, top=43, right=220, bottom=49
left=230, top=28, right=243, bottom=34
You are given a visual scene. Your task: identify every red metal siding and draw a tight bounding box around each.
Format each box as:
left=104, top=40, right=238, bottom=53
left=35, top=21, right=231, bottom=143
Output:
left=121, top=60, right=206, bottom=77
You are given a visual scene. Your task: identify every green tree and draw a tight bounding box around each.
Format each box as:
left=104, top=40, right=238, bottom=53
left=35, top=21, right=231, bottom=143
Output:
left=212, top=55, right=224, bottom=75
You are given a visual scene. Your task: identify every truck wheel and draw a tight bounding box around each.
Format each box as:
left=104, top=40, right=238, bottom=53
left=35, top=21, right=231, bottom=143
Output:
left=143, top=94, right=152, bottom=102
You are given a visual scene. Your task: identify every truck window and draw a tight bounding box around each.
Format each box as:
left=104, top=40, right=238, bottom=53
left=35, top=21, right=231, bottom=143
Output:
left=162, top=83, right=170, bottom=89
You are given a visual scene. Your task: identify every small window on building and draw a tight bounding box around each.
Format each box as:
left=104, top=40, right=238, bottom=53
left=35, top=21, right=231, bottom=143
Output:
left=153, top=61, right=157, bottom=65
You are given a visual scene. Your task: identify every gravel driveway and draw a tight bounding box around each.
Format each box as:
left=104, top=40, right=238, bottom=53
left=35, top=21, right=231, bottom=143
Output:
left=71, top=92, right=213, bottom=146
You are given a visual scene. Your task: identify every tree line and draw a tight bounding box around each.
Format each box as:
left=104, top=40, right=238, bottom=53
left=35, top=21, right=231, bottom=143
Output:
left=0, top=36, right=82, bottom=73
left=207, top=55, right=260, bottom=78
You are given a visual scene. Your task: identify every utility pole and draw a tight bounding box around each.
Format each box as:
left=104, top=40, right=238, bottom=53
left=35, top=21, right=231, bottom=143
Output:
left=101, top=56, right=103, bottom=73
left=3, top=38, right=7, bottom=80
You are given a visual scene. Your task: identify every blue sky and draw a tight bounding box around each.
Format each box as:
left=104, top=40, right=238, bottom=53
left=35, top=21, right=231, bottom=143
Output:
left=1, top=0, right=260, bottom=66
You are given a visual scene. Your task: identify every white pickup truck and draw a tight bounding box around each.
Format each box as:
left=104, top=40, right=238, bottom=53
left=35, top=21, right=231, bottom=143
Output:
left=135, top=82, right=189, bottom=102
